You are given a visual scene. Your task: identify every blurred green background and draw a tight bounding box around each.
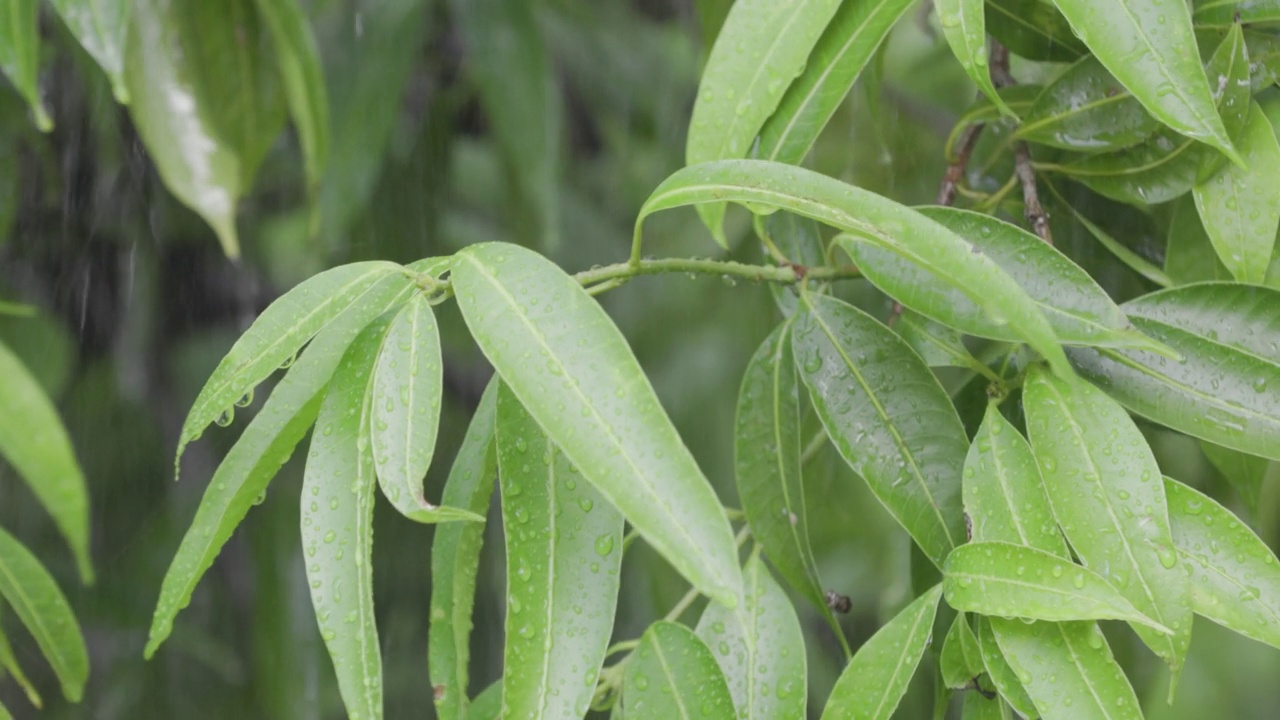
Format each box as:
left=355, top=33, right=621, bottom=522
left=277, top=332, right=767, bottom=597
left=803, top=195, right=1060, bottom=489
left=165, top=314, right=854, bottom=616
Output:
left=1, top=0, right=1278, bottom=717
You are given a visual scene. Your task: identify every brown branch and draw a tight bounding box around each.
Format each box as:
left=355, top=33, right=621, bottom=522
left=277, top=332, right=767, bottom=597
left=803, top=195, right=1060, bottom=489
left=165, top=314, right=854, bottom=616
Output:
left=990, top=40, right=1053, bottom=244
left=937, top=123, right=986, bottom=206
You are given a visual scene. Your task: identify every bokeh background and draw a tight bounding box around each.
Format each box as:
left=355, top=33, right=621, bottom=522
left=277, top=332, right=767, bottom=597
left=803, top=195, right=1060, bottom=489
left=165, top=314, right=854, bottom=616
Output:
left=1, top=0, right=1278, bottom=717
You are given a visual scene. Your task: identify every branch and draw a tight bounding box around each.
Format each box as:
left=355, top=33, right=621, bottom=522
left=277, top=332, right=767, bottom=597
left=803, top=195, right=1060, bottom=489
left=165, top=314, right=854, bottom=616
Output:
left=989, top=40, right=1053, bottom=244
left=937, top=123, right=986, bottom=206
left=571, top=256, right=861, bottom=290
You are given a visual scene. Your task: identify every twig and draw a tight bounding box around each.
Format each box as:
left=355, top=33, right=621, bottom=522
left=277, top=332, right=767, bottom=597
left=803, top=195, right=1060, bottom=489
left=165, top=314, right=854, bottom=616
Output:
left=937, top=123, right=986, bottom=206
left=988, top=40, right=1053, bottom=244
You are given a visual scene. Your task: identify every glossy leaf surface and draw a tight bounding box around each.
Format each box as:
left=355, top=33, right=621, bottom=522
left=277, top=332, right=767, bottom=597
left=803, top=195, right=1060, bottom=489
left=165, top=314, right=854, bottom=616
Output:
left=452, top=242, right=741, bottom=605
left=623, top=622, right=736, bottom=720
left=937, top=0, right=1014, bottom=118
left=0, top=529, right=87, bottom=702
left=1018, top=56, right=1157, bottom=151
left=48, top=0, right=130, bottom=102
left=0, top=0, right=51, bottom=129
left=974, top=617, right=1037, bottom=718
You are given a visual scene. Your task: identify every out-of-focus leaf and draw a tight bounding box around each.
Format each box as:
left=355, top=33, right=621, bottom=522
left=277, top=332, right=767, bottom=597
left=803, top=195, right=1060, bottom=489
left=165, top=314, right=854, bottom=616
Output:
left=623, top=622, right=736, bottom=720
left=937, top=0, right=1015, bottom=118
left=177, top=262, right=406, bottom=471
left=428, top=381, right=498, bottom=719
left=939, top=613, right=982, bottom=690
left=147, top=270, right=419, bottom=658
left=0, top=0, right=51, bottom=130
left=894, top=310, right=974, bottom=370
left=820, top=585, right=942, bottom=720
left=757, top=0, right=916, bottom=165
left=985, top=0, right=1087, bottom=62
left=452, top=242, right=741, bottom=606
left=763, top=212, right=825, bottom=316
left=792, top=293, right=968, bottom=567
left=0, top=527, right=88, bottom=703
left=695, top=0, right=734, bottom=53
left=1165, top=197, right=1232, bottom=284
left=1066, top=202, right=1174, bottom=287
left=48, top=0, right=130, bottom=102
left=301, top=317, right=389, bottom=720
left=469, top=681, right=502, bottom=720
left=686, top=0, right=843, bottom=243
left=0, top=609, right=40, bottom=708
left=1201, top=441, right=1270, bottom=514
left=0, top=341, right=92, bottom=583
left=1024, top=367, right=1192, bottom=677
left=1193, top=101, right=1280, bottom=284
left=696, top=554, right=807, bottom=719
left=961, top=692, right=1010, bottom=720
left=1017, top=56, right=1158, bottom=151
left=1193, top=0, right=1280, bottom=25
left=1166, top=477, right=1280, bottom=651
left=495, top=385, right=622, bottom=718
left=973, top=617, right=1036, bottom=718
left=638, top=161, right=1072, bottom=376
left=1069, top=283, right=1280, bottom=462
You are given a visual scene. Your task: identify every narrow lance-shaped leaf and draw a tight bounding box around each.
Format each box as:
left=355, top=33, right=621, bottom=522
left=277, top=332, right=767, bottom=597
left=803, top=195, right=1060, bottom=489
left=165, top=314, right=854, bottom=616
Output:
left=939, top=612, right=982, bottom=690
left=757, top=0, right=916, bottom=165
left=638, top=160, right=1071, bottom=376
left=622, top=622, right=736, bottom=720
left=496, top=385, right=623, bottom=719
left=1016, top=56, right=1158, bottom=151
left=301, top=318, right=390, bottom=720
left=0, top=0, right=51, bottom=130
left=993, top=619, right=1142, bottom=720
left=451, top=242, right=741, bottom=606
left=696, top=553, right=807, bottom=720
left=985, top=0, right=1087, bottom=62
left=792, top=293, right=969, bottom=568
left=428, top=380, right=498, bottom=718
left=0, top=342, right=93, bottom=583
left=147, top=268, right=418, bottom=658
left=0, top=527, right=88, bottom=703
left=0, top=606, right=41, bottom=708
left=820, top=585, right=942, bottom=720
left=937, top=0, right=1015, bottom=118
left=685, top=0, right=843, bottom=244
left=1166, top=476, right=1280, bottom=651
left=1193, top=101, right=1280, bottom=284
left=1024, top=367, right=1192, bottom=678
left=47, top=0, right=130, bottom=102
left=973, top=617, right=1037, bottom=719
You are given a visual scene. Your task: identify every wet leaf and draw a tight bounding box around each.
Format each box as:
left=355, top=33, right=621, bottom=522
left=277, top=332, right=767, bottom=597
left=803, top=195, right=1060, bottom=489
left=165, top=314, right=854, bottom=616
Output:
left=623, top=622, right=736, bottom=720
left=696, top=553, right=807, bottom=720
left=452, top=243, right=741, bottom=606
left=496, top=385, right=622, bottom=719
left=1017, top=56, right=1158, bottom=151
left=0, top=0, right=51, bottom=130
left=639, top=160, right=1071, bottom=376
left=1069, top=282, right=1280, bottom=462
left=792, top=293, right=969, bottom=568
left=1193, top=0, right=1280, bottom=25
left=960, top=691, right=1011, bottom=720
left=937, top=0, right=1015, bottom=118
left=47, top=0, right=130, bottom=102
left=939, top=612, right=982, bottom=690
left=686, top=0, right=843, bottom=243
left=1023, top=367, right=1192, bottom=677
left=894, top=310, right=975, bottom=370
left=0, top=341, right=93, bottom=583
left=757, top=0, right=917, bottom=165
left=973, top=617, right=1037, bottom=718
left=986, top=0, right=1087, bottom=62
left=0, top=528, right=87, bottom=703
left=820, top=585, right=942, bottom=720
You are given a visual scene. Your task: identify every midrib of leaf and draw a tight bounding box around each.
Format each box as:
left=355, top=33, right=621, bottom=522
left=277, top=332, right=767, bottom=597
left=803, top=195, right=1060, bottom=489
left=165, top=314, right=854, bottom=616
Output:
left=951, top=570, right=1151, bottom=618
left=805, top=295, right=958, bottom=557
left=535, top=438, right=559, bottom=717
left=652, top=634, right=693, bottom=720
left=1191, top=551, right=1280, bottom=629
left=355, top=371, right=379, bottom=716
left=710, top=6, right=807, bottom=161
left=770, top=322, right=818, bottom=590
left=1131, top=315, right=1280, bottom=368
left=870, top=601, right=931, bottom=718
left=1054, top=136, right=1194, bottom=177
left=0, top=552, right=70, bottom=684
left=1094, top=344, right=1277, bottom=424
left=456, top=255, right=715, bottom=588
left=401, top=303, right=421, bottom=503
left=913, top=322, right=969, bottom=365
left=1058, top=625, right=1117, bottom=720
left=990, top=443, right=1034, bottom=546
left=1019, top=91, right=1136, bottom=137
left=1111, top=2, right=1219, bottom=141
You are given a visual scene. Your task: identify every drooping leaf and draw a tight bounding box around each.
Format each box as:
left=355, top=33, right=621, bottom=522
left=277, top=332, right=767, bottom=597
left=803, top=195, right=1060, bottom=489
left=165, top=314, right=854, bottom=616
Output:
left=0, top=527, right=88, bottom=703
left=0, top=0, right=51, bottom=130
left=1166, top=476, right=1280, bottom=651
left=792, top=293, right=968, bottom=568
left=1023, top=367, right=1192, bottom=677
left=47, top=0, right=131, bottom=102
left=495, top=385, right=622, bottom=718
left=0, top=341, right=92, bottom=583
left=757, top=0, right=917, bottom=165
left=973, top=617, right=1037, bottom=719
left=894, top=310, right=976, bottom=370
left=1165, top=196, right=1233, bottom=284
left=638, top=160, right=1072, bottom=376
left=147, top=269, right=419, bottom=658
left=820, top=585, right=942, bottom=720
left=1069, top=282, right=1280, bottom=462
left=623, top=622, right=736, bottom=720
left=939, top=612, right=982, bottom=690
left=937, top=0, right=1015, bottom=118
left=451, top=242, right=741, bottom=606
left=1017, top=56, right=1158, bottom=151
left=685, top=0, right=843, bottom=244
left=1193, top=101, right=1280, bottom=284
left=696, top=554, right=807, bottom=720
left=985, top=0, right=1087, bottom=62
left=1201, top=441, right=1271, bottom=514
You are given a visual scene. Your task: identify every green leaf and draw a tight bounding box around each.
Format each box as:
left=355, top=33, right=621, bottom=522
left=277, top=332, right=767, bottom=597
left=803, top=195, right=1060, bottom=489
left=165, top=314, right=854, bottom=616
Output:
left=937, top=0, right=1015, bottom=118
left=638, top=160, right=1072, bottom=376
left=253, top=0, right=330, bottom=202
left=302, top=317, right=389, bottom=720
left=973, top=617, right=1037, bottom=719
left=963, top=404, right=1070, bottom=557
left=0, top=527, right=88, bottom=703
left=428, top=381, right=499, bottom=719
left=756, top=0, right=916, bottom=165
left=894, top=310, right=979, bottom=370
left=696, top=553, right=807, bottom=720
left=624, top=622, right=736, bottom=720
left=844, top=206, right=1162, bottom=352
left=0, top=607, right=41, bottom=708
left=985, top=0, right=1087, bottom=62
left=1017, top=56, right=1158, bottom=151
left=468, top=681, right=502, bottom=720
left=960, top=691, right=1011, bottom=720
left=939, top=613, right=982, bottom=690
left=1065, top=201, right=1175, bottom=287
left=451, top=242, right=741, bottom=606
left=1069, top=282, right=1280, bottom=462
left=1166, top=476, right=1280, bottom=651
left=792, top=293, right=968, bottom=568
left=0, top=0, right=52, bottom=130
left=0, top=341, right=92, bottom=584
left=47, top=0, right=131, bottom=102
left=1193, top=101, right=1280, bottom=284
left=1201, top=441, right=1270, bottom=514
left=495, top=385, right=622, bottom=718
left=1194, top=0, right=1280, bottom=25
left=695, top=0, right=734, bottom=52
left=820, top=585, right=942, bottom=720
left=1165, top=196, right=1233, bottom=284
left=176, top=261, right=407, bottom=472
left=1024, top=367, right=1192, bottom=677
left=762, top=212, right=825, bottom=317
left=944, top=541, right=1173, bottom=631
left=147, top=270, right=418, bottom=658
